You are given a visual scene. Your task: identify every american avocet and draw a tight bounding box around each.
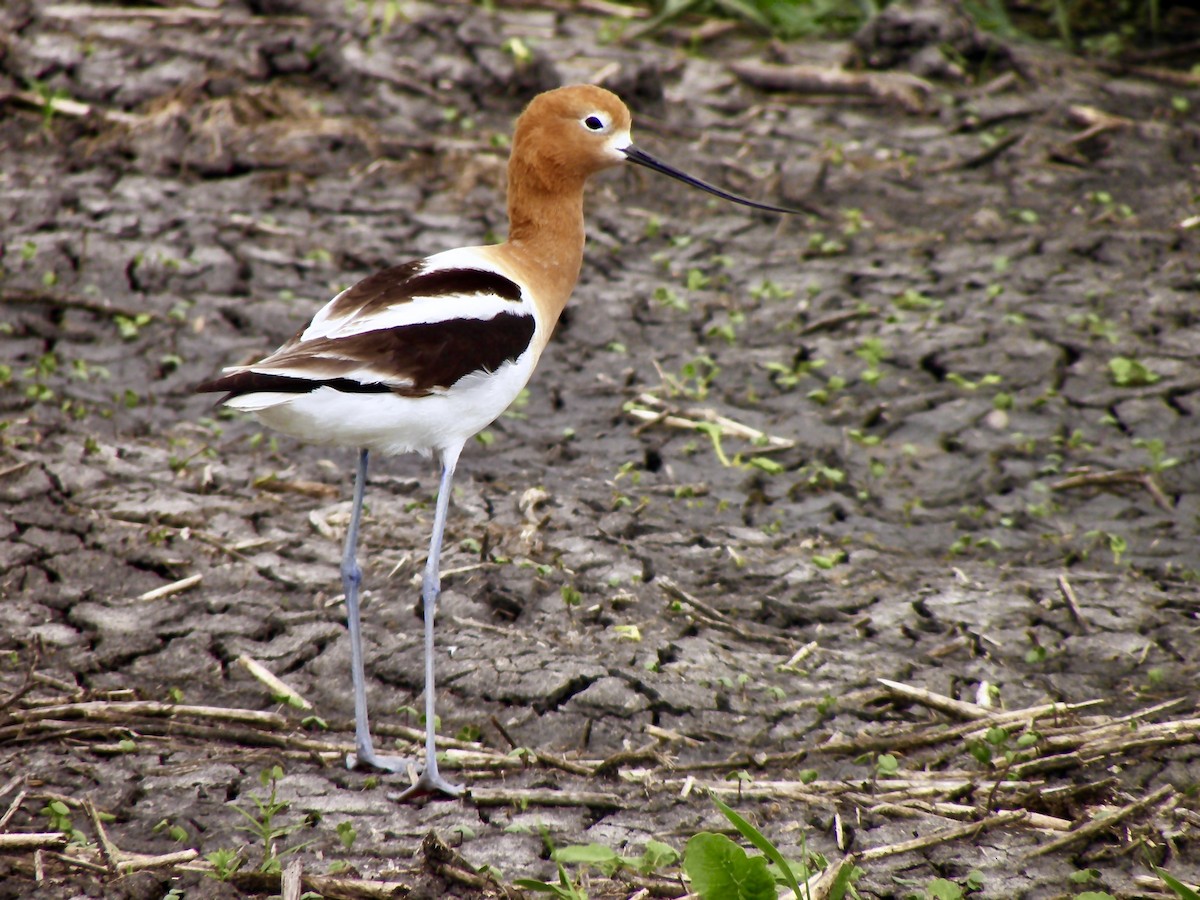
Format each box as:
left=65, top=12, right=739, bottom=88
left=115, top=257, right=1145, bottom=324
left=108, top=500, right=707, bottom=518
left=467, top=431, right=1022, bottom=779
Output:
left=197, top=84, right=796, bottom=799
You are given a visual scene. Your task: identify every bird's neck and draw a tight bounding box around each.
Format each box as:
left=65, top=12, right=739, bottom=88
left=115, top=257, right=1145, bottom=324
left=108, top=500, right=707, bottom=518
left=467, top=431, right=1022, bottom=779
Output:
left=500, top=163, right=588, bottom=326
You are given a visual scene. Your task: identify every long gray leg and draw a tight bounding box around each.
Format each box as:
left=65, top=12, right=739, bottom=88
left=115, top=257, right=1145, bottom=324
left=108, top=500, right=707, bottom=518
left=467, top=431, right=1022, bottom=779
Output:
left=394, top=444, right=465, bottom=799
left=343, top=448, right=412, bottom=773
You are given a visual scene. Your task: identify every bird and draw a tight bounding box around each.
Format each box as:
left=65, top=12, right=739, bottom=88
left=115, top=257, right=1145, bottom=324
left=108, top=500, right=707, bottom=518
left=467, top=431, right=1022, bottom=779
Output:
left=197, top=83, right=796, bottom=799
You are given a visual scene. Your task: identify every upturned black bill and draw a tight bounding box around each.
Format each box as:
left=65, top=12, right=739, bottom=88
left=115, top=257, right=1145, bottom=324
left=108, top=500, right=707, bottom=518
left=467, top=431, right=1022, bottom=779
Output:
left=622, top=145, right=800, bottom=214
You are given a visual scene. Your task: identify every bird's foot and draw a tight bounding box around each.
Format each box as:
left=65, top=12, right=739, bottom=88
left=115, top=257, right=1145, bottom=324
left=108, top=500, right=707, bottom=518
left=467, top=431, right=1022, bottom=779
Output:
left=346, top=747, right=416, bottom=775
left=391, top=761, right=464, bottom=802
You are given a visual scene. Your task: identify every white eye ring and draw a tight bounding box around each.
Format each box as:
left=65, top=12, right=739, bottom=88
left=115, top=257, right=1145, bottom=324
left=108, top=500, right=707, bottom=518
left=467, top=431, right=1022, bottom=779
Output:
left=582, top=113, right=608, bottom=132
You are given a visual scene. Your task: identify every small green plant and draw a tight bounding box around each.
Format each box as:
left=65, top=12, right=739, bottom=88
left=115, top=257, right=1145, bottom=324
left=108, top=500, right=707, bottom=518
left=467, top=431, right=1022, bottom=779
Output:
left=1084, top=529, right=1128, bottom=565
left=29, top=79, right=69, bottom=128
left=764, top=356, right=825, bottom=390
left=750, top=279, right=794, bottom=302
left=153, top=818, right=190, bottom=843
left=205, top=847, right=243, bottom=881
left=1133, top=437, right=1179, bottom=473
left=707, top=310, right=745, bottom=345
left=550, top=839, right=680, bottom=877
left=894, top=288, right=942, bottom=311
left=682, top=794, right=860, bottom=900
left=561, top=584, right=583, bottom=613
left=685, top=831, right=776, bottom=900
left=501, top=36, right=532, bottom=63
left=654, top=284, right=689, bottom=311
left=41, top=799, right=87, bottom=845
left=966, top=725, right=1039, bottom=768
left=855, top=338, right=888, bottom=385
left=663, top=354, right=720, bottom=399
left=514, top=864, right=588, bottom=899
left=1067, top=311, right=1119, bottom=343
left=812, top=550, right=847, bottom=570
left=231, top=765, right=313, bottom=874
left=946, top=372, right=1002, bottom=392
left=875, top=753, right=900, bottom=778
left=922, top=878, right=965, bottom=899
left=114, top=313, right=152, bottom=340
left=1108, top=356, right=1160, bottom=387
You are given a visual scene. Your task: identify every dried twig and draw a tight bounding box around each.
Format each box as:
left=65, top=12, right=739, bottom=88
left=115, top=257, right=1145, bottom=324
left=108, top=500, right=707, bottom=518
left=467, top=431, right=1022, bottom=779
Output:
left=1026, top=784, right=1175, bottom=857
left=119, top=849, right=200, bottom=872
left=0, top=833, right=66, bottom=850
left=878, top=679, right=991, bottom=721
left=41, top=4, right=310, bottom=27
left=626, top=393, right=795, bottom=451
left=1055, top=575, right=1090, bottom=634
left=467, top=787, right=625, bottom=809
left=255, top=477, right=341, bottom=499
left=82, top=799, right=122, bottom=873
left=137, top=573, right=203, bottom=602
left=282, top=858, right=302, bottom=900
left=236, top=656, right=312, bottom=710
left=860, top=810, right=1027, bottom=861
left=1050, top=466, right=1172, bottom=511
left=0, top=788, right=27, bottom=831
left=3, top=90, right=143, bottom=126
left=728, top=60, right=934, bottom=114
left=8, top=700, right=289, bottom=729
left=659, top=577, right=793, bottom=649
left=797, top=308, right=877, bottom=336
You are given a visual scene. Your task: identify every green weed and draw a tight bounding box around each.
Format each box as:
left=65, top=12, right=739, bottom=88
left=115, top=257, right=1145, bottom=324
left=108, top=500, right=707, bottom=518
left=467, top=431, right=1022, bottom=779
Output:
left=230, top=765, right=313, bottom=874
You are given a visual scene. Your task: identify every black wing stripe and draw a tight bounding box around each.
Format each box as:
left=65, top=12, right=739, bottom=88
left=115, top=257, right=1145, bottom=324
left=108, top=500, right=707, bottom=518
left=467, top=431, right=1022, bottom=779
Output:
left=326, top=264, right=523, bottom=320
left=196, top=311, right=536, bottom=400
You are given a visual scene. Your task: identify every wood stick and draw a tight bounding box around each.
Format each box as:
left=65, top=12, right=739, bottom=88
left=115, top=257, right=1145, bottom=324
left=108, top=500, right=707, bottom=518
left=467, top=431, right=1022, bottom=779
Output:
left=859, top=810, right=1027, bottom=861
left=1056, top=575, right=1090, bottom=633
left=137, top=573, right=203, bottom=602
left=466, top=787, right=625, bottom=809
left=282, top=858, right=302, bottom=900
left=1026, top=784, right=1175, bottom=857
left=10, top=700, right=287, bottom=727
left=729, top=60, right=933, bottom=114
left=878, top=679, right=991, bottom=721
left=118, top=849, right=199, bottom=872
left=236, top=656, right=312, bottom=710
left=0, top=833, right=67, bottom=850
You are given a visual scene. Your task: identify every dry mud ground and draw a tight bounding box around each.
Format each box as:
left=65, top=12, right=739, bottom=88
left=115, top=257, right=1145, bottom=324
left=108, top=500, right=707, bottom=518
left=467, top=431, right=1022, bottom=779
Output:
left=2, top=2, right=1200, bottom=898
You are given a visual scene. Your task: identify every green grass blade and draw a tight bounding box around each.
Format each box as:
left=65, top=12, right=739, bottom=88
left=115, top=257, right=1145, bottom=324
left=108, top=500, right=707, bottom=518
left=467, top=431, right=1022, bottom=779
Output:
left=1154, top=866, right=1200, bottom=900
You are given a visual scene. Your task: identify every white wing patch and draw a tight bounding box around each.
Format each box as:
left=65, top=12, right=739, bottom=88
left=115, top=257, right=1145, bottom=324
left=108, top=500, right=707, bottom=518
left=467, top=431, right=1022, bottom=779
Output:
left=300, top=246, right=531, bottom=343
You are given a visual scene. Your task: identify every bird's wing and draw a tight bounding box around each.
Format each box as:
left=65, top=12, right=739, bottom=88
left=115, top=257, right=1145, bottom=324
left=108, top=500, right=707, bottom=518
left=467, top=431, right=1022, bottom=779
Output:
left=198, top=250, right=536, bottom=399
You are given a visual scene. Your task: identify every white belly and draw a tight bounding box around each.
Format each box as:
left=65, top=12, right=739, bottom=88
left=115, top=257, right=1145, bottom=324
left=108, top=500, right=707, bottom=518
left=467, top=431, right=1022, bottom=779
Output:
left=235, top=355, right=535, bottom=457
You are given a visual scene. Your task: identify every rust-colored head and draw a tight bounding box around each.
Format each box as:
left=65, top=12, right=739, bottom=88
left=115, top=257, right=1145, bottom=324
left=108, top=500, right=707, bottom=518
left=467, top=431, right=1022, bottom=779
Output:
left=509, top=84, right=634, bottom=192
left=509, top=83, right=800, bottom=214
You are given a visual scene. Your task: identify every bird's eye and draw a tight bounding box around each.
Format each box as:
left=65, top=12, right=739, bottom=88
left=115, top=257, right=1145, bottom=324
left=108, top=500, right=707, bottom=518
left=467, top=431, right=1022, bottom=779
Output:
left=583, top=114, right=606, bottom=131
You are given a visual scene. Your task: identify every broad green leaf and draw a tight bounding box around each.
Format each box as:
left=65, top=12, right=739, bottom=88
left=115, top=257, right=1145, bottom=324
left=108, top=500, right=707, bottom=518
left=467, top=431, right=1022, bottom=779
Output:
left=552, top=843, right=621, bottom=876
left=926, top=878, right=963, bottom=899
left=638, top=839, right=681, bottom=874
left=711, top=795, right=804, bottom=899
left=684, top=832, right=776, bottom=900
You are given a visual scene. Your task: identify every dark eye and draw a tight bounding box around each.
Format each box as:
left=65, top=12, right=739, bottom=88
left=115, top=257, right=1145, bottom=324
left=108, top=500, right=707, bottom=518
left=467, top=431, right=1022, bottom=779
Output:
left=583, top=115, right=605, bottom=131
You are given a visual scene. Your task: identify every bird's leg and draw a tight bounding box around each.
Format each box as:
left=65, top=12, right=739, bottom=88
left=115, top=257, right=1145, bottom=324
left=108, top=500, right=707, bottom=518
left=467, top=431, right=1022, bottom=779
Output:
left=394, top=446, right=465, bottom=800
left=343, top=448, right=412, bottom=773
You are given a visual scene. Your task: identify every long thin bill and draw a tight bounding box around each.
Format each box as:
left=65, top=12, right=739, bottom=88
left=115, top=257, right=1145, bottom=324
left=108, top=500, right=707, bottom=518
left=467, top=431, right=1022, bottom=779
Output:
left=621, top=144, right=801, bottom=215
